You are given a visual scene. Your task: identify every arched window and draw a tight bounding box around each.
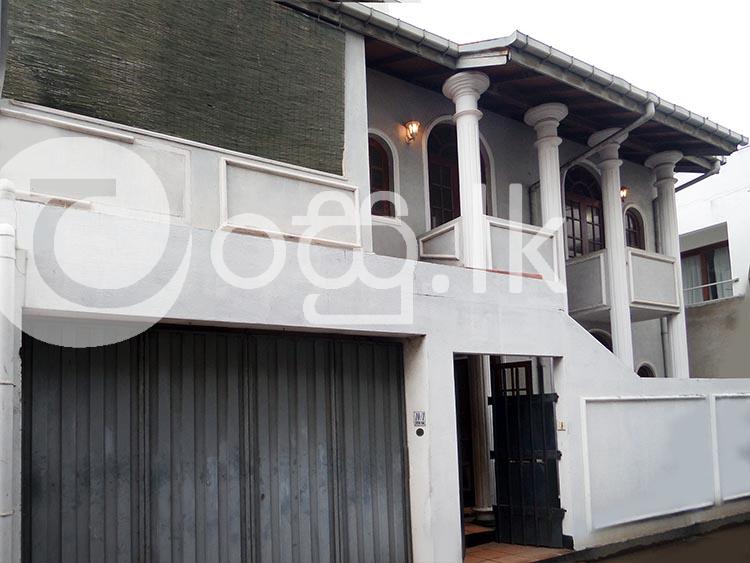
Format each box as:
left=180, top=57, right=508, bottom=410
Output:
left=368, top=136, right=395, bottom=217
left=427, top=123, right=489, bottom=228
left=565, top=166, right=604, bottom=258
left=637, top=364, right=656, bottom=378
left=625, top=208, right=645, bottom=250
left=590, top=330, right=612, bottom=352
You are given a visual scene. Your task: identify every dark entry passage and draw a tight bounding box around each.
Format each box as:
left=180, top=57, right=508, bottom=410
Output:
left=22, top=327, right=411, bottom=563
left=490, top=360, right=565, bottom=548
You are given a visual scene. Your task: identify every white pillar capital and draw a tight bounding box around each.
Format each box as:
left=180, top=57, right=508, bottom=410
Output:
left=588, top=128, right=628, bottom=169
left=442, top=72, right=490, bottom=120
left=645, top=150, right=683, bottom=186
left=524, top=103, right=568, bottom=146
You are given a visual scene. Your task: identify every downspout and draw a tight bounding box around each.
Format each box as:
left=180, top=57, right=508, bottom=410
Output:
left=652, top=192, right=672, bottom=378
left=651, top=156, right=724, bottom=377
left=528, top=102, right=656, bottom=202
left=0, top=179, right=17, bottom=563
left=655, top=155, right=721, bottom=377
left=675, top=156, right=723, bottom=193
left=560, top=102, right=656, bottom=176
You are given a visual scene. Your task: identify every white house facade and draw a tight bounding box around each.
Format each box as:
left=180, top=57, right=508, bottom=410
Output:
left=0, top=2, right=749, bottom=562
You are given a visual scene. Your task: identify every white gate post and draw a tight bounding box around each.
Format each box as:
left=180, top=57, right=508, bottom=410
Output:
left=0, top=179, right=19, bottom=563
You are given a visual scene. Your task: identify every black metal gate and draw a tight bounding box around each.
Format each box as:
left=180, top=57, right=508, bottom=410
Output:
left=490, top=360, right=565, bottom=548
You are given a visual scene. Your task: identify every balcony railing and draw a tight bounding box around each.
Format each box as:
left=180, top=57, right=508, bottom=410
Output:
left=566, top=247, right=681, bottom=321
left=417, top=216, right=557, bottom=279
left=627, top=248, right=681, bottom=319
left=566, top=250, right=609, bottom=318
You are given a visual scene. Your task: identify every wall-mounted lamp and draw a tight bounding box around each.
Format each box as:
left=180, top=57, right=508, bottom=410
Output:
left=403, top=120, right=421, bottom=143
left=620, top=186, right=629, bottom=201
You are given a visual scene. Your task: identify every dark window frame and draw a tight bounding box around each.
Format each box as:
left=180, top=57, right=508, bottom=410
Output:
left=624, top=208, right=646, bottom=250
left=680, top=240, right=732, bottom=302
left=565, top=166, right=604, bottom=259
left=368, top=135, right=395, bottom=217
left=427, top=123, right=490, bottom=229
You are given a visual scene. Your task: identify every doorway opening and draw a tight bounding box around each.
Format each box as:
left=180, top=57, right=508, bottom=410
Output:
left=454, top=354, right=569, bottom=559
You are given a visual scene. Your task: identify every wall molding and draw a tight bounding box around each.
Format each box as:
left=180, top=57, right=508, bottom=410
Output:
left=581, top=394, right=714, bottom=531
left=218, top=156, right=362, bottom=250
left=627, top=247, right=681, bottom=310
left=417, top=217, right=461, bottom=261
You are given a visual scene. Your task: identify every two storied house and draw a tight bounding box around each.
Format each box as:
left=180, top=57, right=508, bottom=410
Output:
left=0, top=1, right=748, bottom=562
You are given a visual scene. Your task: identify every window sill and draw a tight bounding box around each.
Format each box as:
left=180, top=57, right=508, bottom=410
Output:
left=685, top=294, right=744, bottom=310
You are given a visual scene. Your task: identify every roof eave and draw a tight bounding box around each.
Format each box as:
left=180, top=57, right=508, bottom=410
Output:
left=277, top=0, right=459, bottom=68
left=475, top=31, right=748, bottom=152
left=279, top=2, right=748, bottom=154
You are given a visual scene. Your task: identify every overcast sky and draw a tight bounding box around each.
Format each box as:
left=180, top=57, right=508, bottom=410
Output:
left=368, top=0, right=750, bottom=145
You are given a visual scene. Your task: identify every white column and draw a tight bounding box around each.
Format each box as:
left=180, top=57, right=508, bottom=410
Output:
left=404, top=336, right=463, bottom=563
left=468, top=356, right=493, bottom=522
left=646, top=150, right=689, bottom=378
left=589, top=129, right=634, bottom=368
left=0, top=179, right=17, bottom=563
left=443, top=72, right=490, bottom=269
left=524, top=103, right=569, bottom=288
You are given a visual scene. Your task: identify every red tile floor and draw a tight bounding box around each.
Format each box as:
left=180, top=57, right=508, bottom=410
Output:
left=465, top=542, right=571, bottom=563
left=464, top=522, right=571, bottom=563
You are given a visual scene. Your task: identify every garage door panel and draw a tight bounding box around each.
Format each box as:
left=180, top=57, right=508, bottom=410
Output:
left=145, top=330, right=250, bottom=563
left=334, top=341, right=410, bottom=563
left=252, top=336, right=337, bottom=563
left=23, top=328, right=410, bottom=563
left=24, top=338, right=143, bottom=563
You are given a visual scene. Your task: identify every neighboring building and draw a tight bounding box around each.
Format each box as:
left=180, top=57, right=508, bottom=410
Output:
left=678, top=148, right=750, bottom=378
left=0, top=2, right=749, bottom=562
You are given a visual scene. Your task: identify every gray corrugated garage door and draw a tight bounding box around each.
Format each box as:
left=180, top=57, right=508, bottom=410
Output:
left=22, top=327, right=411, bottom=563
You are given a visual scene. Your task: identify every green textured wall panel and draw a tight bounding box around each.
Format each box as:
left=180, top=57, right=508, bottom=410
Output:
left=4, top=0, right=345, bottom=174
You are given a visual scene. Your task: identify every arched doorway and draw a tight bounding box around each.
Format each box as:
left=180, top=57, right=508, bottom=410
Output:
left=427, top=123, right=490, bottom=228
left=564, top=165, right=604, bottom=258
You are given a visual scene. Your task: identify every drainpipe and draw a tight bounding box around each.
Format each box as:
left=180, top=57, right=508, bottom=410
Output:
left=0, top=178, right=17, bottom=563
left=560, top=102, right=656, bottom=177
left=653, top=155, right=722, bottom=377
left=528, top=102, right=655, bottom=198
left=652, top=193, right=672, bottom=378
left=675, top=156, right=723, bottom=193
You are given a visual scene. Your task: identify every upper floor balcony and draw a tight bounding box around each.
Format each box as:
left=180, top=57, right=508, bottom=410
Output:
left=418, top=215, right=556, bottom=281
left=416, top=211, right=682, bottom=324
left=566, top=247, right=681, bottom=322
